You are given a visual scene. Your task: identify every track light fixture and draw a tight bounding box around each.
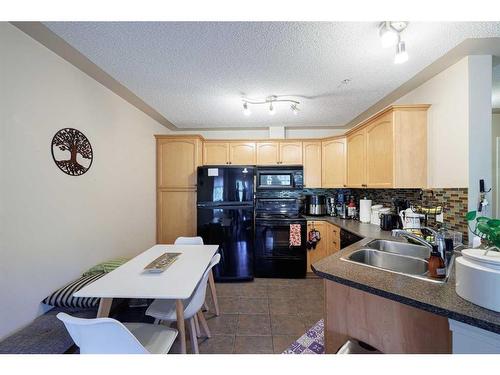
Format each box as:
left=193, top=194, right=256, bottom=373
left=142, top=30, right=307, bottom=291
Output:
left=241, top=95, right=300, bottom=116
left=378, top=21, right=409, bottom=64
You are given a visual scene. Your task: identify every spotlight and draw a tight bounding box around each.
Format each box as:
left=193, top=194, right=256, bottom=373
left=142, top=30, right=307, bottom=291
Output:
left=269, top=102, right=276, bottom=115
left=394, top=41, right=408, bottom=64
left=379, top=21, right=399, bottom=48
left=243, top=102, right=251, bottom=116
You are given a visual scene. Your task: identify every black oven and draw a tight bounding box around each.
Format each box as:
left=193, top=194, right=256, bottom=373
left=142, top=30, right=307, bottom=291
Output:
left=256, top=166, right=303, bottom=191
left=254, top=186, right=306, bottom=278
left=254, top=216, right=307, bottom=278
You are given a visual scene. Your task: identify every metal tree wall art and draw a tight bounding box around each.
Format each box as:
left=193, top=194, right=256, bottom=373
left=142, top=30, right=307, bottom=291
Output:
left=51, top=128, right=93, bottom=176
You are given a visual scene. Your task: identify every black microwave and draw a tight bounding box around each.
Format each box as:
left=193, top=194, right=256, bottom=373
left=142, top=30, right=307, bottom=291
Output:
left=256, top=166, right=304, bottom=190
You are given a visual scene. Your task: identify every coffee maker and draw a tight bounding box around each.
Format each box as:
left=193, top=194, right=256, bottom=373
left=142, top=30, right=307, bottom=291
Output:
left=392, top=198, right=409, bottom=214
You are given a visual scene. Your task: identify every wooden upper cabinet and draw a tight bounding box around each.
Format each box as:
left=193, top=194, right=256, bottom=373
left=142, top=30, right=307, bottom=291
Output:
left=365, top=113, right=394, bottom=188
left=393, top=108, right=428, bottom=188
left=157, top=136, right=202, bottom=188
left=280, top=142, right=303, bottom=165
left=303, top=141, right=322, bottom=188
left=203, top=142, right=229, bottom=165
left=256, top=141, right=303, bottom=165
left=346, top=130, right=366, bottom=188
left=322, top=138, right=346, bottom=188
left=256, top=142, right=280, bottom=165
left=229, top=142, right=256, bottom=165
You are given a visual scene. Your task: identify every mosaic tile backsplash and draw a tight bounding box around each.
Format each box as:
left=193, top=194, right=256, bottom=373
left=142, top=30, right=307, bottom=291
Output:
left=304, top=187, right=469, bottom=242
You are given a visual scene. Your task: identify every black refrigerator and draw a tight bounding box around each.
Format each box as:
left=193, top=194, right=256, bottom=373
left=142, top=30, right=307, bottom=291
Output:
left=197, top=166, right=255, bottom=282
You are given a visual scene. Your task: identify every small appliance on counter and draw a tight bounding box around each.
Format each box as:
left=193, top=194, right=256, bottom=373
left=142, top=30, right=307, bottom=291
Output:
left=336, top=194, right=347, bottom=219
left=347, top=196, right=357, bottom=219
left=399, top=207, right=424, bottom=232
left=379, top=211, right=403, bottom=231
left=326, top=197, right=336, bottom=216
left=359, top=198, right=372, bottom=223
left=370, top=205, right=384, bottom=226
left=306, top=194, right=326, bottom=216
left=392, top=198, right=410, bottom=214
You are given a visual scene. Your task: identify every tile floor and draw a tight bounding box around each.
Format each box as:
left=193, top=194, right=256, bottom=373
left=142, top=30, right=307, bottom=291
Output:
left=168, top=277, right=324, bottom=354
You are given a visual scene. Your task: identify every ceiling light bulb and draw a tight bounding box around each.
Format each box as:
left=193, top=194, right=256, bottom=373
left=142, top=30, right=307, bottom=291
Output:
left=379, top=21, right=399, bottom=48
left=394, top=41, right=408, bottom=64
left=243, top=102, right=251, bottom=116
left=269, top=102, right=276, bottom=115
left=291, top=104, right=299, bottom=115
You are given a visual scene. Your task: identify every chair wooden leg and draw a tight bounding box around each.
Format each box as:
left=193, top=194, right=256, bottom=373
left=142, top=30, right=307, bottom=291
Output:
left=194, top=313, right=201, bottom=337
left=208, top=270, right=220, bottom=316
left=188, top=318, right=199, bottom=354
left=176, top=300, right=187, bottom=354
left=203, top=301, right=209, bottom=312
left=197, top=310, right=211, bottom=338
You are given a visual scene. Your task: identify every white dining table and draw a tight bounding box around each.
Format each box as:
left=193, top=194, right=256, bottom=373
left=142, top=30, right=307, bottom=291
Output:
left=74, top=244, right=220, bottom=354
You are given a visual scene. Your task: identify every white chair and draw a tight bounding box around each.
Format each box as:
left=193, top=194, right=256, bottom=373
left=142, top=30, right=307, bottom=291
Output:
left=146, top=254, right=221, bottom=354
left=57, top=312, right=178, bottom=354
left=174, top=237, right=220, bottom=316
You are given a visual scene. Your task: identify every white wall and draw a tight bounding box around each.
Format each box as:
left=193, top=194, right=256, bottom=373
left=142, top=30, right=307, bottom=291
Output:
left=468, top=56, right=493, bottom=220
left=177, top=127, right=344, bottom=139
left=492, top=114, right=500, bottom=216
left=0, top=23, right=169, bottom=339
left=395, top=57, right=470, bottom=188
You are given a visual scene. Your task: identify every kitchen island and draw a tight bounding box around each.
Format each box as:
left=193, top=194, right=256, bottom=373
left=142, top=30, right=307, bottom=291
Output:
left=309, top=218, right=500, bottom=353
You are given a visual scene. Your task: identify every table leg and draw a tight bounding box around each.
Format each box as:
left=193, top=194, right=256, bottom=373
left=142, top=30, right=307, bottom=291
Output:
left=176, top=299, right=186, bottom=354
left=97, top=298, right=113, bottom=318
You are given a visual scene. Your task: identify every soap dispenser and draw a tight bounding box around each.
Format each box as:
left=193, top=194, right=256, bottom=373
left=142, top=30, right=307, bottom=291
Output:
left=428, top=245, right=446, bottom=279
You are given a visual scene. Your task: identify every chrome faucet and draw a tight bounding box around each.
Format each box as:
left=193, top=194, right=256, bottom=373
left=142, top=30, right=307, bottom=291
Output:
left=391, top=229, right=434, bottom=250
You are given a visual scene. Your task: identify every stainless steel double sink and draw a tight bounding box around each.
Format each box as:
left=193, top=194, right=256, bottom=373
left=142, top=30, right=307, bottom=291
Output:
left=341, top=239, right=451, bottom=283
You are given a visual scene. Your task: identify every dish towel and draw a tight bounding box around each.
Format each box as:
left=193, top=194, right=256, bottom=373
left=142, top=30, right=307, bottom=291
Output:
left=290, top=224, right=302, bottom=247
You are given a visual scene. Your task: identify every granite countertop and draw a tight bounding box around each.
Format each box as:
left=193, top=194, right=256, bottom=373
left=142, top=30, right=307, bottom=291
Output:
left=305, top=215, right=500, bottom=334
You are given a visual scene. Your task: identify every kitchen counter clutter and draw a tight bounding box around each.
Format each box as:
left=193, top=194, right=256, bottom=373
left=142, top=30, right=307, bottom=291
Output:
left=308, top=217, right=500, bottom=335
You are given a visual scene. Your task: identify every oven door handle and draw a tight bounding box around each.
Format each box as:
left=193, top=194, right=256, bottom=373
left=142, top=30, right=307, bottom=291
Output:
left=255, top=222, right=305, bottom=227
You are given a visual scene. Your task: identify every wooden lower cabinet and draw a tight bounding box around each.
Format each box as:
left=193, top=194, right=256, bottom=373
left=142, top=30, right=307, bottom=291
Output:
left=157, top=189, right=197, bottom=244
left=324, top=280, right=452, bottom=353
left=307, top=221, right=341, bottom=272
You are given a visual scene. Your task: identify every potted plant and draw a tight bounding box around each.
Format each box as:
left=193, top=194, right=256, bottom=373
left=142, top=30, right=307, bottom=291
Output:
left=466, top=211, right=500, bottom=253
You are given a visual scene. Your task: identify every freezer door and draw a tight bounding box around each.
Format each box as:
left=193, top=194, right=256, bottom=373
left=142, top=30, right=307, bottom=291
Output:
left=197, top=206, right=254, bottom=281
left=197, top=166, right=255, bottom=204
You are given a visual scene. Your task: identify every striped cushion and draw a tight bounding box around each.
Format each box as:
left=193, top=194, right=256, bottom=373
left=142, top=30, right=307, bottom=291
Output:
left=42, top=273, right=105, bottom=308
left=83, top=257, right=129, bottom=276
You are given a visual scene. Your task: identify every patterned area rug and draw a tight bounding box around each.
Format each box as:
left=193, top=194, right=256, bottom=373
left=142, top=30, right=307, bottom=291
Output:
left=283, top=319, right=325, bottom=354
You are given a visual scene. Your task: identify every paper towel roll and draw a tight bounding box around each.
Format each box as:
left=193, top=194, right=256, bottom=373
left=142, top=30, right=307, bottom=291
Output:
left=359, top=199, right=372, bottom=223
